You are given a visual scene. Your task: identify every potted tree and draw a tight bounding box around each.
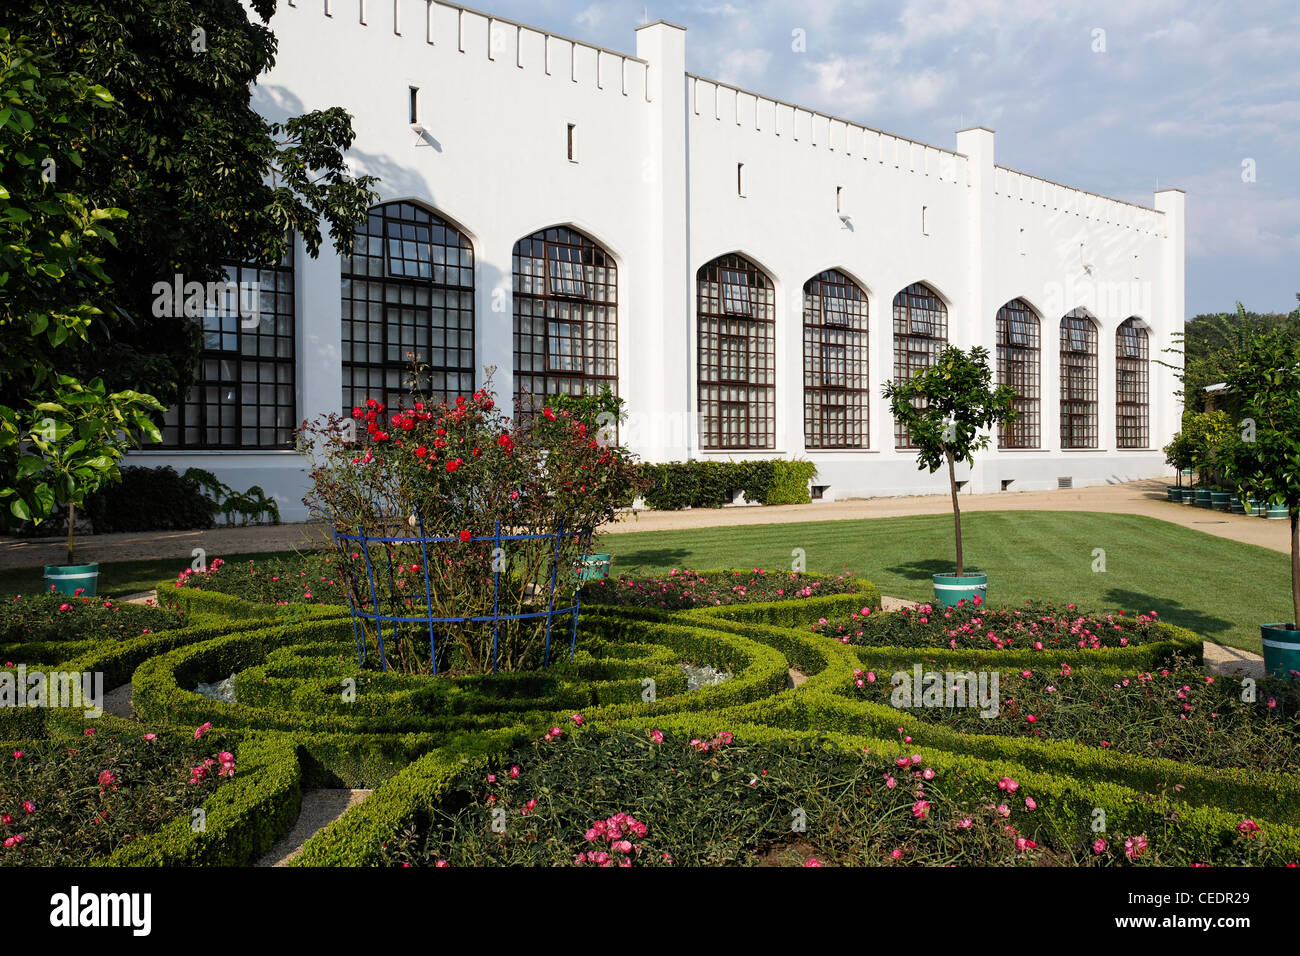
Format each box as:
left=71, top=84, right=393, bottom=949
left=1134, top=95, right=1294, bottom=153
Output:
left=1220, top=328, right=1300, bottom=678
left=884, top=345, right=1016, bottom=608
left=2, top=375, right=163, bottom=596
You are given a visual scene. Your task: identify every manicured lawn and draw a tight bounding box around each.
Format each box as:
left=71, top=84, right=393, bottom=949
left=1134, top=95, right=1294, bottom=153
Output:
left=1, top=510, right=1286, bottom=652
left=606, top=510, right=1289, bottom=654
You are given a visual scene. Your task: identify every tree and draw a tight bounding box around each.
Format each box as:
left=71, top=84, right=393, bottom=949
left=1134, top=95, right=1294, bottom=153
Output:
left=0, top=0, right=378, bottom=408
left=4, top=376, right=164, bottom=564
left=883, top=346, right=1017, bottom=576
left=1219, top=329, right=1300, bottom=626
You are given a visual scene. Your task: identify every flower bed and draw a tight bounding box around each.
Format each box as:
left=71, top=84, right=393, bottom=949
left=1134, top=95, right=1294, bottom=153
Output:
left=2, top=592, right=182, bottom=646
left=374, top=727, right=1291, bottom=867
left=581, top=569, right=865, bottom=611
left=815, top=600, right=1163, bottom=650
left=0, top=725, right=236, bottom=866
left=175, top=554, right=348, bottom=607
left=847, top=658, right=1300, bottom=774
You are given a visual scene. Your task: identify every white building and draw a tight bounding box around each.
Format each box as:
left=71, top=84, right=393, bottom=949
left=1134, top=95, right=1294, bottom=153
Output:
left=140, top=0, right=1185, bottom=521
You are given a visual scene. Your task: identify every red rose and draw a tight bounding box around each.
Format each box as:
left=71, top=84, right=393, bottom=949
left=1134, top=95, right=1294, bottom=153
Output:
left=352, top=406, right=363, bottom=419
left=446, top=458, right=462, bottom=473
left=458, top=529, right=472, bottom=543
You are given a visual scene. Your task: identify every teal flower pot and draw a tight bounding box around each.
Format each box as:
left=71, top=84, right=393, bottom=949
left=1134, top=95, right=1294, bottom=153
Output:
left=1266, top=503, right=1289, bottom=520
left=1229, top=497, right=1246, bottom=514
left=932, top=572, right=987, bottom=609
left=1210, top=490, right=1231, bottom=511
left=1194, top=488, right=1213, bottom=508
left=1249, top=498, right=1265, bottom=516
left=1261, top=624, right=1300, bottom=680
left=579, top=553, right=612, bottom=582
left=1166, top=486, right=1182, bottom=502
left=43, top=563, right=99, bottom=597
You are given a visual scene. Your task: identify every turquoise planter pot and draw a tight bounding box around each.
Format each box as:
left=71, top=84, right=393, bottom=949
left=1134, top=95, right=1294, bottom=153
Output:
left=1229, top=497, right=1246, bottom=514
left=579, top=553, right=612, bottom=582
left=43, top=562, right=99, bottom=597
left=1167, top=486, right=1182, bottom=502
left=1266, top=504, right=1289, bottom=520
left=1261, top=624, right=1300, bottom=680
left=932, top=572, right=987, bottom=608
left=1194, top=488, right=1213, bottom=508
left=1210, top=490, right=1231, bottom=511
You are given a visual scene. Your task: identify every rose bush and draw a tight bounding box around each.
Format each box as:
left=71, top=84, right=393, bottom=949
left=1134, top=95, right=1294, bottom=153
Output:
left=296, top=372, right=643, bottom=674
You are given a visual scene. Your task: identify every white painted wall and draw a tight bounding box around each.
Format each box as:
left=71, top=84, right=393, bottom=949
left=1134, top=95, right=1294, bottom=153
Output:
left=135, top=0, right=1185, bottom=520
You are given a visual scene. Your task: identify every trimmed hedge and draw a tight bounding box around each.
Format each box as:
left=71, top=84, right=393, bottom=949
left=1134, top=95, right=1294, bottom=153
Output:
left=639, top=459, right=817, bottom=509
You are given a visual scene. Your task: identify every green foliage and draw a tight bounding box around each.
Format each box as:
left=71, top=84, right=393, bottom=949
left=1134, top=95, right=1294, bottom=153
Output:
left=883, top=345, right=1017, bottom=474
left=639, top=459, right=817, bottom=509
left=1163, top=409, right=1236, bottom=487
left=0, top=591, right=180, bottom=647
left=1167, top=298, right=1300, bottom=409
left=1, top=375, right=163, bottom=562
left=85, top=465, right=216, bottom=532
left=0, top=1, right=379, bottom=407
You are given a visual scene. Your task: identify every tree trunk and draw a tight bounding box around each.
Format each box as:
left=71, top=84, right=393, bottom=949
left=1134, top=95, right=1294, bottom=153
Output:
left=1291, top=508, right=1299, bottom=628
left=946, top=448, right=963, bottom=577
left=66, top=502, right=75, bottom=567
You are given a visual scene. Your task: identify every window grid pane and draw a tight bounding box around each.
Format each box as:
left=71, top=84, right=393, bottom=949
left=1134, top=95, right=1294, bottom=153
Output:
left=513, top=227, right=618, bottom=418
left=996, top=298, right=1041, bottom=449
left=698, top=255, right=775, bottom=450
left=341, top=202, right=476, bottom=411
left=1116, top=318, right=1149, bottom=449
left=892, top=283, right=948, bottom=449
left=160, top=247, right=296, bottom=449
left=804, top=269, right=868, bottom=449
left=1060, top=309, right=1099, bottom=449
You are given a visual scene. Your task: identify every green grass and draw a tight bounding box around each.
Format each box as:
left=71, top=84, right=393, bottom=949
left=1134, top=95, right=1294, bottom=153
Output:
left=1, top=510, right=1287, bottom=653
left=604, top=510, right=1289, bottom=654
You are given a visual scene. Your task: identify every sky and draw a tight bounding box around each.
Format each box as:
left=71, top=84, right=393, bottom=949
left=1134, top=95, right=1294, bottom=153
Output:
left=471, top=0, right=1299, bottom=320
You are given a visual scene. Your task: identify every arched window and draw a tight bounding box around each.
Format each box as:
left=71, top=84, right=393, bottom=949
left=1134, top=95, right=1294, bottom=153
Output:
left=340, top=201, right=475, bottom=410
left=803, top=269, right=868, bottom=449
left=1060, top=309, right=1098, bottom=449
left=1116, top=318, right=1149, bottom=448
left=513, top=226, right=618, bottom=414
left=162, top=246, right=296, bottom=448
left=697, top=254, right=776, bottom=449
left=891, top=282, right=947, bottom=449
left=996, top=298, right=1040, bottom=448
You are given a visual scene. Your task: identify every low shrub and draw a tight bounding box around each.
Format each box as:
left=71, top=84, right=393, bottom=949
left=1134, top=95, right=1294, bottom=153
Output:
left=174, top=554, right=349, bottom=607
left=84, top=466, right=217, bottom=533
left=638, top=459, right=816, bottom=509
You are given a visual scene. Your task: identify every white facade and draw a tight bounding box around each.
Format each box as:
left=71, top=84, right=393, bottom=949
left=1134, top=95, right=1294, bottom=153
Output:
left=138, top=1, right=1185, bottom=521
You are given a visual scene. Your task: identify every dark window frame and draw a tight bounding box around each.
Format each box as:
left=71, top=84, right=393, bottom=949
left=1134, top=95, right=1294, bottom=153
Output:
left=996, top=298, right=1041, bottom=449
left=341, top=201, right=476, bottom=411
left=161, top=247, right=297, bottom=450
left=513, top=226, right=618, bottom=417
left=804, top=269, right=869, bottom=450
left=698, top=254, right=776, bottom=450
left=891, top=282, right=948, bottom=449
left=1060, top=309, right=1099, bottom=449
left=1116, top=317, right=1149, bottom=449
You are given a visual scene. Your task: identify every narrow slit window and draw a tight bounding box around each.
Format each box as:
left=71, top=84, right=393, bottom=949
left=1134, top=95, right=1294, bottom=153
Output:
left=737, top=162, right=746, bottom=197
left=836, top=186, right=843, bottom=213
left=921, top=205, right=929, bottom=235
left=409, top=87, right=419, bottom=124
left=567, top=123, right=577, bottom=161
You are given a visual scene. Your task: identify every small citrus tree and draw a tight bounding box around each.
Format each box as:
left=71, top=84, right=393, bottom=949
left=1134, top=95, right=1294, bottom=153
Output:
left=883, top=345, right=1017, bottom=577
left=1220, top=328, right=1300, bottom=624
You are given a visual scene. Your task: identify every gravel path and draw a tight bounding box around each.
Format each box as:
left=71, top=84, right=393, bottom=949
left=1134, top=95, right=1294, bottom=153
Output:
left=255, top=789, right=372, bottom=867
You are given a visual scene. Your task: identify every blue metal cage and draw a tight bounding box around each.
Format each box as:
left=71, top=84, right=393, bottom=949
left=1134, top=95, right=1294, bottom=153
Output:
left=331, top=515, right=591, bottom=674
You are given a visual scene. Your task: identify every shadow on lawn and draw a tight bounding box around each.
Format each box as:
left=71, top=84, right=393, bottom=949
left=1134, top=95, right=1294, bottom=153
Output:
left=607, top=548, right=694, bottom=572
left=1101, top=587, right=1234, bottom=643
left=882, top=559, right=971, bottom=581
